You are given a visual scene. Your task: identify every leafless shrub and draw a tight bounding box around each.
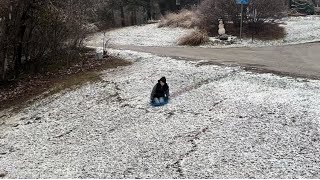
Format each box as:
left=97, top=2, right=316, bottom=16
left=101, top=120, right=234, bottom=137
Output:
left=198, top=0, right=287, bottom=39
left=249, top=0, right=287, bottom=19
left=177, top=30, right=209, bottom=46
left=158, top=9, right=201, bottom=28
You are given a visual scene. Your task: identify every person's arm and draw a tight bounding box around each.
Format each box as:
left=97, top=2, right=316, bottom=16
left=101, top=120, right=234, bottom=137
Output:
left=165, top=87, right=170, bottom=99
left=150, top=85, right=157, bottom=101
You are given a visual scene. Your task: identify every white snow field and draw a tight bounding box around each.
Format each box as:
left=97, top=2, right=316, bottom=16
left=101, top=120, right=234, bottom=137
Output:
left=1, top=49, right=320, bottom=178
left=283, top=16, right=320, bottom=44
left=86, top=24, right=194, bottom=47
left=86, top=16, right=320, bottom=48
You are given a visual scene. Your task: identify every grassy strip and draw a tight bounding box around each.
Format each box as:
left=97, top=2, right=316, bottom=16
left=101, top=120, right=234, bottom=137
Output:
left=0, top=57, right=131, bottom=112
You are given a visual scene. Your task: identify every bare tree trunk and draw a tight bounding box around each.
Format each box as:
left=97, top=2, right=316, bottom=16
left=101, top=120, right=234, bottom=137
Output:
left=0, top=27, right=7, bottom=81
left=24, top=25, right=35, bottom=73
left=13, top=1, right=35, bottom=78
left=0, top=45, right=6, bottom=81
left=132, top=8, right=137, bottom=25
left=0, top=11, right=12, bottom=81
left=120, top=6, right=125, bottom=27
left=289, top=0, right=292, bottom=8
left=111, top=10, right=115, bottom=26
left=14, top=18, right=28, bottom=78
left=131, top=11, right=134, bottom=26
left=147, top=0, right=152, bottom=20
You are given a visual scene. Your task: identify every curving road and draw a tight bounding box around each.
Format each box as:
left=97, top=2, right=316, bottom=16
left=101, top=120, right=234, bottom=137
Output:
left=112, top=42, right=320, bottom=80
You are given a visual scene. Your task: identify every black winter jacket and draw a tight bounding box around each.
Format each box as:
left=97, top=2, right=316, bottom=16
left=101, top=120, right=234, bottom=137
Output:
left=150, top=82, right=170, bottom=100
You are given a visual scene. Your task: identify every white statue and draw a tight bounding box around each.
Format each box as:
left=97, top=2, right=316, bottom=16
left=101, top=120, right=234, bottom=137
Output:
left=218, top=19, right=226, bottom=35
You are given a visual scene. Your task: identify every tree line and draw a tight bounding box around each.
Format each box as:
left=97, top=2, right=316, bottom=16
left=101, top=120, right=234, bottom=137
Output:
left=0, top=0, right=160, bottom=82
left=2, top=0, right=313, bottom=82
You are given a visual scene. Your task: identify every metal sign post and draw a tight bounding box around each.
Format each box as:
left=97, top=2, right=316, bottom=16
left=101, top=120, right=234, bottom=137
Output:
left=236, top=0, right=249, bottom=41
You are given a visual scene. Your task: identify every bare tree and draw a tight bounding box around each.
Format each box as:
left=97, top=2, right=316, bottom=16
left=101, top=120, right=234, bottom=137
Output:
left=0, top=0, right=101, bottom=81
left=199, top=0, right=287, bottom=28
left=250, top=0, right=287, bottom=20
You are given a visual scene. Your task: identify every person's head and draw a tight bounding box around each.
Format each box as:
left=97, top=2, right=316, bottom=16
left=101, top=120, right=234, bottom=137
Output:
left=159, top=76, right=166, bottom=86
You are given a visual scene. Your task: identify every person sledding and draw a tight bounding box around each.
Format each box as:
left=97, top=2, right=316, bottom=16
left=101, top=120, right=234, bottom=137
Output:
left=150, top=76, right=170, bottom=106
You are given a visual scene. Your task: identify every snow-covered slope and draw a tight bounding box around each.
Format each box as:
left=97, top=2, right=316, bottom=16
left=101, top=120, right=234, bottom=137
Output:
left=1, top=49, right=320, bottom=178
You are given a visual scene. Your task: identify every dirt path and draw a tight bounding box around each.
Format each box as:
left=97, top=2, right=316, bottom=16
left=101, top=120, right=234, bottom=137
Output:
left=112, top=42, right=320, bottom=79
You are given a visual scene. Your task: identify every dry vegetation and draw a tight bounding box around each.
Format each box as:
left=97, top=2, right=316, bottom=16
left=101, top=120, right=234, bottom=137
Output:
left=177, top=30, right=209, bottom=46
left=0, top=48, right=131, bottom=111
left=158, top=9, right=201, bottom=28
left=247, top=22, right=286, bottom=40
left=206, top=22, right=286, bottom=40
left=159, top=0, right=287, bottom=42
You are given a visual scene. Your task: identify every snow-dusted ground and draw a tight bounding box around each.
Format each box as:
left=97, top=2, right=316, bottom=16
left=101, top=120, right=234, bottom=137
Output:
left=1, top=49, right=320, bottom=178
left=224, top=16, right=320, bottom=48
left=86, top=24, right=194, bottom=47
left=86, top=16, right=320, bottom=48
left=283, top=16, right=320, bottom=44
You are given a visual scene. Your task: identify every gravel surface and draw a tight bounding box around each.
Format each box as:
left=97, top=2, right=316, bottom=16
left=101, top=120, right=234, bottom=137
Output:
left=1, top=49, right=320, bottom=178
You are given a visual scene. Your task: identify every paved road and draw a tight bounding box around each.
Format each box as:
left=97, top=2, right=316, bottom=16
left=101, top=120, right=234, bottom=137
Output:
left=112, top=43, right=320, bottom=79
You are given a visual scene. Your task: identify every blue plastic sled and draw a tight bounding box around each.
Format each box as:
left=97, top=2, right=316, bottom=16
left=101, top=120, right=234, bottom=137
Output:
left=150, top=99, right=169, bottom=107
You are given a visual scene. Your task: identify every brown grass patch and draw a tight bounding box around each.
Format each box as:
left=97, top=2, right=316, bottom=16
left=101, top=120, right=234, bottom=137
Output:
left=177, top=30, right=209, bottom=46
left=158, top=10, right=201, bottom=29
left=0, top=53, right=131, bottom=112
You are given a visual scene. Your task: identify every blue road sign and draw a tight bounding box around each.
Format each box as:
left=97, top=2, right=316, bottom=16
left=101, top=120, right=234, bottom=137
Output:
left=236, top=0, right=249, bottom=4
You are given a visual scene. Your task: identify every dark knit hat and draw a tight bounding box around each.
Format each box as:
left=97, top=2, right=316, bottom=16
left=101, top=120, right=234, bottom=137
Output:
left=159, top=76, right=166, bottom=83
